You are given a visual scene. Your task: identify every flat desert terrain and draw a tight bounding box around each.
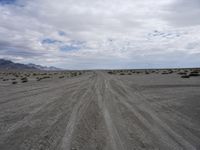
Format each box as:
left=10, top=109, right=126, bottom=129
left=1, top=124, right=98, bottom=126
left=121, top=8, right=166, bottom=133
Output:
left=0, top=69, right=200, bottom=150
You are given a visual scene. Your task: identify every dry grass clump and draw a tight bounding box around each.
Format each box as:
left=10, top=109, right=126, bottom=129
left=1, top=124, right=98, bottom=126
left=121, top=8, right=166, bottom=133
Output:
left=161, top=71, right=169, bottom=75
left=36, top=76, right=50, bottom=81
left=178, top=69, right=200, bottom=79
left=3, top=78, right=9, bottom=81
left=12, top=81, right=18, bottom=84
left=21, top=77, right=28, bottom=83
left=32, top=73, right=38, bottom=76
left=167, top=69, right=174, bottom=74
left=108, top=71, right=115, bottom=75
left=70, top=72, right=78, bottom=77
left=177, top=71, right=187, bottom=75
left=181, top=75, right=190, bottom=78
left=189, top=70, right=199, bottom=77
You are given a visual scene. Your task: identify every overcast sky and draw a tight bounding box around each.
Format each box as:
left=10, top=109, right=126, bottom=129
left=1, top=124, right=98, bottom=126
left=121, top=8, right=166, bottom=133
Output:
left=0, top=0, right=200, bottom=69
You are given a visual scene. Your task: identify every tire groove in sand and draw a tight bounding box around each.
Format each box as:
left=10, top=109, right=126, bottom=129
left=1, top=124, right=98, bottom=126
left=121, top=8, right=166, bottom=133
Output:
left=95, top=73, right=125, bottom=150
left=60, top=75, right=96, bottom=150
left=108, top=75, right=196, bottom=150
left=0, top=71, right=200, bottom=149
left=0, top=79, right=86, bottom=105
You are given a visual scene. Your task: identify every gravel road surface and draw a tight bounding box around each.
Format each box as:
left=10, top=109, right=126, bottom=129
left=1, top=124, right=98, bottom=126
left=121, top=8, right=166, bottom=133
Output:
left=0, top=71, right=200, bottom=150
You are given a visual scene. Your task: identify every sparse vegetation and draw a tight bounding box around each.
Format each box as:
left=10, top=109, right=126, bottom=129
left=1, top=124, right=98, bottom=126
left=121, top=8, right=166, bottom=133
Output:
left=108, top=71, right=115, bottom=75
left=12, top=81, right=18, bottom=84
left=70, top=72, right=78, bottom=77
left=3, top=79, right=9, bottom=81
left=59, top=76, right=65, bottom=78
left=21, top=77, right=28, bottom=83
left=36, top=76, right=50, bottom=81
left=181, top=75, right=190, bottom=78
left=162, top=71, right=168, bottom=74
left=189, top=71, right=199, bottom=77
left=177, top=69, right=200, bottom=79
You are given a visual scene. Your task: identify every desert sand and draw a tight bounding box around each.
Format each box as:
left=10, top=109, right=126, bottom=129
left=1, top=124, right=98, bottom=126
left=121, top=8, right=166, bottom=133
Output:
left=0, top=70, right=200, bottom=150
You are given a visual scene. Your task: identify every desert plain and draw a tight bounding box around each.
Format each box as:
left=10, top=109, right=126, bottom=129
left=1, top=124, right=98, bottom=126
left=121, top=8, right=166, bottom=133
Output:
left=0, top=69, right=200, bottom=150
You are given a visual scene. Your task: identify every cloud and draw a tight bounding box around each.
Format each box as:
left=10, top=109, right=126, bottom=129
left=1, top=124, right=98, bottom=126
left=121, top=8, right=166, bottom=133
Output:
left=0, top=0, right=200, bottom=69
left=164, top=0, right=200, bottom=27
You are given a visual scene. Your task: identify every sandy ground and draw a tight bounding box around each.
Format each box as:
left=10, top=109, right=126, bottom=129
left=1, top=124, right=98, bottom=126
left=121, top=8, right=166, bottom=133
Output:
left=0, top=70, right=200, bottom=150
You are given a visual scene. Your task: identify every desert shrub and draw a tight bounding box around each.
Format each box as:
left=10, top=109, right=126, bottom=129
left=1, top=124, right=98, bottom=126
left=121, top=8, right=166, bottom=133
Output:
left=32, top=73, right=38, bottom=76
left=21, top=77, right=27, bottom=80
left=177, top=72, right=187, bottom=75
left=108, top=71, right=114, bottom=74
left=191, top=70, right=199, bottom=73
left=14, top=75, right=19, bottom=77
left=36, top=77, right=41, bottom=81
left=181, top=75, right=190, bottom=78
left=128, top=73, right=132, bottom=75
left=166, top=69, right=173, bottom=74
left=120, top=73, right=125, bottom=75
left=189, top=72, right=199, bottom=77
left=3, top=79, right=9, bottom=81
left=162, top=72, right=168, bottom=74
left=12, top=81, right=18, bottom=84
left=37, top=76, right=50, bottom=81
left=59, top=76, right=65, bottom=78
left=71, top=72, right=78, bottom=77
left=21, top=80, right=28, bottom=83
left=40, top=73, right=47, bottom=75
left=21, top=77, right=28, bottom=83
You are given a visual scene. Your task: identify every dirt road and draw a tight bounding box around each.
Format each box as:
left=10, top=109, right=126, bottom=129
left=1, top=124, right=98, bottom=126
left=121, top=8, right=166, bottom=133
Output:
left=0, top=71, right=200, bottom=150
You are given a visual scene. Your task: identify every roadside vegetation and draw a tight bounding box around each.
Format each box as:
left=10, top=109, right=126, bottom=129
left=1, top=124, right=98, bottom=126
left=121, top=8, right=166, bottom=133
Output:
left=107, top=68, right=200, bottom=79
left=0, top=70, right=84, bottom=85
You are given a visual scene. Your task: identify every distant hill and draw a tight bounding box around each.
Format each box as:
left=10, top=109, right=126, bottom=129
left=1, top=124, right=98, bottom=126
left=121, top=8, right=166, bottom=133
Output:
left=0, top=59, right=61, bottom=70
left=27, top=63, right=61, bottom=71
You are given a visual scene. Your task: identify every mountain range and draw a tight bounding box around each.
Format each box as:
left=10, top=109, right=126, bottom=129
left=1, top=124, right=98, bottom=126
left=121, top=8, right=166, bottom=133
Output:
left=0, top=59, right=61, bottom=70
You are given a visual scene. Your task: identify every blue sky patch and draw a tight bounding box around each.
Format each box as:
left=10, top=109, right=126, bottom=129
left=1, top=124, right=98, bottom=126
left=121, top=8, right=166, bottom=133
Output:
left=58, top=31, right=66, bottom=36
left=60, top=45, right=79, bottom=52
left=60, top=40, right=85, bottom=52
left=0, top=0, right=16, bottom=5
left=42, top=38, right=62, bottom=44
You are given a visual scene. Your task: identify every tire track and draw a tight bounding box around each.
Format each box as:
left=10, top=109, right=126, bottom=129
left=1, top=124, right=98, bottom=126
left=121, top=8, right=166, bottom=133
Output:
left=108, top=74, right=196, bottom=150
left=95, top=73, right=125, bottom=150
left=60, top=74, right=96, bottom=150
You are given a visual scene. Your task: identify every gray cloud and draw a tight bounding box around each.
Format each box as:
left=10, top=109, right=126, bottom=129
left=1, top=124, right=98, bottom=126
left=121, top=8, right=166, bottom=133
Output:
left=164, top=0, right=200, bottom=27
left=0, top=0, right=200, bottom=68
